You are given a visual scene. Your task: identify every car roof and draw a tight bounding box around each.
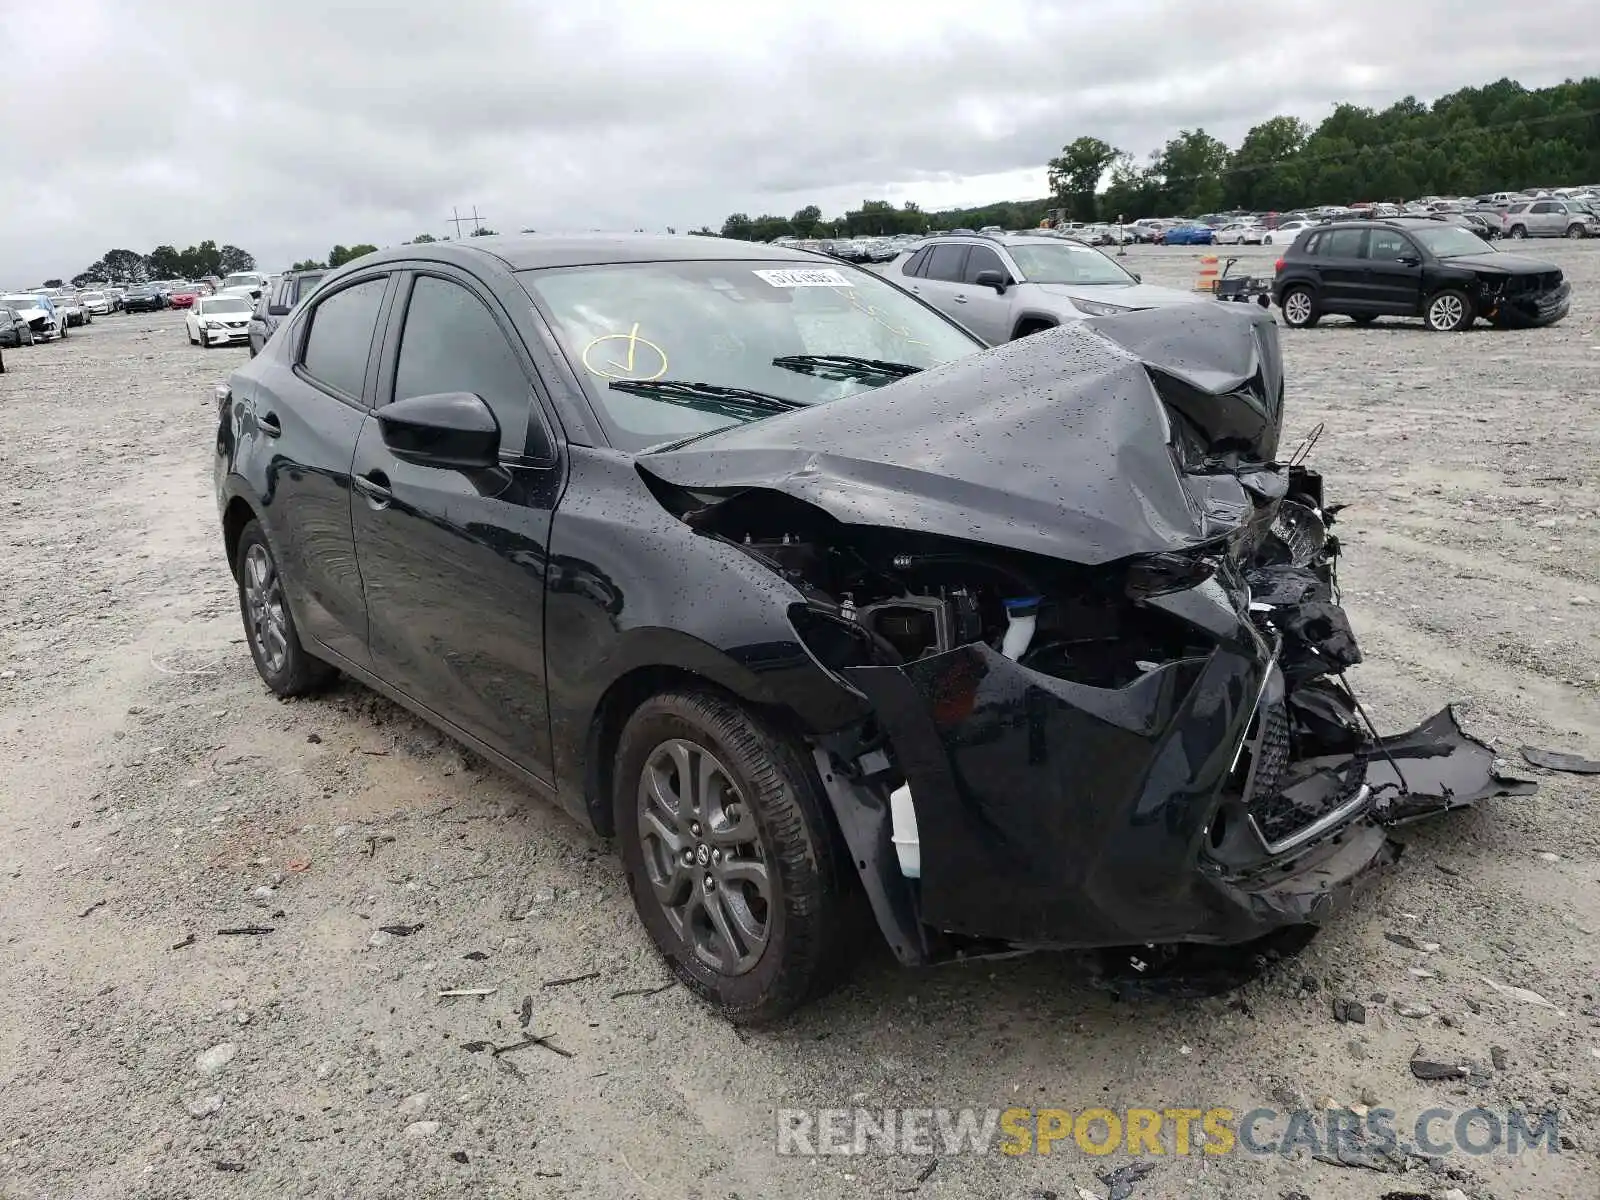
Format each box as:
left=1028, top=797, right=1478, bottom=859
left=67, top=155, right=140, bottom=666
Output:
left=356, top=233, right=828, bottom=273
left=1320, top=217, right=1450, bottom=230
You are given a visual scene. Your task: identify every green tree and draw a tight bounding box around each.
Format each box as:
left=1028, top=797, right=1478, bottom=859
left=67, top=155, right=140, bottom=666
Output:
left=409, top=232, right=439, bottom=243
left=1225, top=116, right=1310, bottom=210
left=1047, top=136, right=1120, bottom=222
left=469, top=227, right=497, bottom=236
left=790, top=204, right=822, bottom=237
left=1149, top=129, right=1232, bottom=214
left=327, top=244, right=378, bottom=268
left=720, top=213, right=754, bottom=240
left=218, top=245, right=256, bottom=273
left=42, top=278, right=63, bottom=288
left=291, top=259, right=326, bottom=271
left=146, top=245, right=185, bottom=278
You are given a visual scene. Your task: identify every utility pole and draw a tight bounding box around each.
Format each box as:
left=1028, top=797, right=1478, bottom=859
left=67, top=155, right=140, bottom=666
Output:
left=449, top=206, right=489, bottom=238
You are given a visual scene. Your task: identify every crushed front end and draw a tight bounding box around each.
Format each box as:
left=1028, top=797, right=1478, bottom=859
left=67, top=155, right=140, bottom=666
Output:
left=637, top=305, right=1533, bottom=966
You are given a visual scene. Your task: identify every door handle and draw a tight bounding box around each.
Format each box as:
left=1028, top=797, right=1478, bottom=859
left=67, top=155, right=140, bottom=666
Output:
left=951, top=295, right=968, bottom=304
left=257, top=412, right=282, bottom=437
left=354, top=470, right=392, bottom=509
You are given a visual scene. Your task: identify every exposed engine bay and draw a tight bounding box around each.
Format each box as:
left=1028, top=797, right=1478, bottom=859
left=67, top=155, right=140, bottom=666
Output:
left=636, top=302, right=1534, bottom=973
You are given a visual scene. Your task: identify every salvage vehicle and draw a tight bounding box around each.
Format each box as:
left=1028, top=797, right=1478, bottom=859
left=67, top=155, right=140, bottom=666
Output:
left=247, top=268, right=325, bottom=356
left=120, top=284, right=167, bottom=313
left=0, top=304, right=36, bottom=347
left=49, top=290, right=89, bottom=327
left=167, top=283, right=203, bottom=310
left=1273, top=218, right=1570, bottom=331
left=214, top=235, right=1530, bottom=1023
left=185, top=294, right=254, bottom=348
left=77, top=290, right=113, bottom=316
left=898, top=234, right=1202, bottom=343
left=3, top=294, right=62, bottom=340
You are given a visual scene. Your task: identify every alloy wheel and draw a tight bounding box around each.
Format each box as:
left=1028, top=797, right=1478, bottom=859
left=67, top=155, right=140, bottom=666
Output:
left=636, top=738, right=771, bottom=976
left=242, top=543, right=290, bottom=676
left=1428, top=294, right=1465, bottom=331
left=1283, top=291, right=1313, bottom=326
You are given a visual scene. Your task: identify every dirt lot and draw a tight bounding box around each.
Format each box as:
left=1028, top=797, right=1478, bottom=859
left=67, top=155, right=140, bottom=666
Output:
left=1, top=244, right=1597, bottom=1200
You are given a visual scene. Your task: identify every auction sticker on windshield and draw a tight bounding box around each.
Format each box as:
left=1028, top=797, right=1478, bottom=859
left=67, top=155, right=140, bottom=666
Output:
left=753, top=268, right=853, bottom=288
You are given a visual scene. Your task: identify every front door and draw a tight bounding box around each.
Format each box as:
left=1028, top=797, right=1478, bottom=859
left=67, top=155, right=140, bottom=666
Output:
left=351, top=269, right=562, bottom=781
left=1360, top=227, right=1425, bottom=315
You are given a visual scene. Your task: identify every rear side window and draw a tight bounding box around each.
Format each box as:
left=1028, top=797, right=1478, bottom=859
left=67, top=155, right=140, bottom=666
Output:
left=901, top=248, right=929, bottom=277
left=1320, top=229, right=1366, bottom=258
left=1506, top=203, right=1530, bottom=214
left=923, top=244, right=969, bottom=282
left=291, top=273, right=325, bottom=303
left=300, top=277, right=387, bottom=400
left=393, top=276, right=536, bottom=458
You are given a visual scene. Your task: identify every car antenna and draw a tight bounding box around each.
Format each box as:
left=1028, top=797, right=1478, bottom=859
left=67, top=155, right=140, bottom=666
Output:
left=1288, top=422, right=1324, bottom=468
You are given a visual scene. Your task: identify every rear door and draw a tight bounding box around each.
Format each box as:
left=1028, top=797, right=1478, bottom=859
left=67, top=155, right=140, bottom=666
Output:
left=237, top=270, right=395, bottom=664
left=912, top=243, right=972, bottom=326
left=1310, top=228, right=1369, bottom=310
left=350, top=266, right=564, bottom=781
left=1360, top=227, right=1425, bottom=315
left=1527, top=200, right=1561, bottom=236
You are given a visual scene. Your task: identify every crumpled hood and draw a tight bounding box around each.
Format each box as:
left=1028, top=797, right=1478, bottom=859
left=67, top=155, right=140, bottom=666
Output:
left=1448, top=251, right=1560, bottom=275
left=638, top=303, right=1284, bottom=567
left=1033, top=281, right=1206, bottom=310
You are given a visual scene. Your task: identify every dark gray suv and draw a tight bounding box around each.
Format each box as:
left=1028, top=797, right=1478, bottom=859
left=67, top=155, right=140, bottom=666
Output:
left=248, top=270, right=326, bottom=357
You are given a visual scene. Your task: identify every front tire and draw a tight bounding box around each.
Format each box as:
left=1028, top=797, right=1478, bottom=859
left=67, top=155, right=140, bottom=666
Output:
left=615, top=690, right=851, bottom=1025
left=1567, top=224, right=1588, bottom=240
left=1280, top=285, right=1319, bottom=328
left=1508, top=225, right=1527, bottom=239
left=235, top=520, right=335, bottom=697
left=1425, top=288, right=1473, bottom=332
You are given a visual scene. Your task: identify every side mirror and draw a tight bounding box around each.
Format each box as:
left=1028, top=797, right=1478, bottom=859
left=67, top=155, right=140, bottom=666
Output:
left=1130, top=272, right=1142, bottom=282
left=377, top=392, right=500, bottom=470
left=267, top=303, right=291, bottom=317
left=973, top=269, right=1008, bottom=293
left=1398, top=254, right=1421, bottom=267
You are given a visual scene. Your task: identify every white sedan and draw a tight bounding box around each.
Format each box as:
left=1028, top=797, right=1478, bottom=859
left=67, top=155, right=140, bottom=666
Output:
left=185, top=294, right=254, bottom=348
left=1261, top=220, right=1318, bottom=246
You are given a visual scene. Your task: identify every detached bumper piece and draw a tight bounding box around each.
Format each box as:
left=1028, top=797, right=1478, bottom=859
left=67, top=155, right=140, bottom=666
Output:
left=1489, top=274, right=1571, bottom=327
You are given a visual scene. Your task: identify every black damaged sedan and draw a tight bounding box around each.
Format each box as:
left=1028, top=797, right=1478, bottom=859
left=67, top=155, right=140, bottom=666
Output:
left=214, top=235, right=1529, bottom=1022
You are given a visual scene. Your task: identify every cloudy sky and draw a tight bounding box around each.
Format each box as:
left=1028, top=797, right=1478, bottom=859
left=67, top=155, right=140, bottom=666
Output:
left=3, top=1, right=1594, bottom=281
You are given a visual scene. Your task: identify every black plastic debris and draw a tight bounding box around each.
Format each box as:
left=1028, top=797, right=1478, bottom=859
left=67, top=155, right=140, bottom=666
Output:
left=896, top=1159, right=939, bottom=1193
left=78, top=899, right=107, bottom=918
left=1332, top=998, right=1367, bottom=1024
left=1384, top=932, right=1422, bottom=951
left=378, top=923, right=424, bottom=937
left=542, top=971, right=600, bottom=989
left=1520, top=746, right=1600, bottom=775
left=1410, top=1056, right=1470, bottom=1081
left=449, top=1151, right=469, bottom=1164
left=215, top=1162, right=246, bottom=1173
left=1096, top=1160, right=1157, bottom=1200
left=1090, top=927, right=1317, bottom=999
left=517, top=996, right=533, bottom=1029
left=216, top=925, right=274, bottom=936
left=461, top=1040, right=491, bottom=1054
left=463, top=951, right=489, bottom=961
left=170, top=933, right=196, bottom=950
left=611, top=982, right=676, bottom=999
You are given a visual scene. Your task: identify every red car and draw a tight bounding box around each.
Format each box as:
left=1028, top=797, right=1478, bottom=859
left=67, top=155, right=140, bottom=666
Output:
left=168, top=285, right=202, bottom=309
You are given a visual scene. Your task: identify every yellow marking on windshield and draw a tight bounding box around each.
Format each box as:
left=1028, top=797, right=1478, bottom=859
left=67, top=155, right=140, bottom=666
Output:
left=581, top=324, right=669, bottom=381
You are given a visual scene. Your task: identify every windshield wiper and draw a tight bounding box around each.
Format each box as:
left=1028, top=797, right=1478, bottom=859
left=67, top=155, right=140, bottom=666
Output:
left=608, top=378, right=807, bottom=419
left=770, top=354, right=922, bottom=381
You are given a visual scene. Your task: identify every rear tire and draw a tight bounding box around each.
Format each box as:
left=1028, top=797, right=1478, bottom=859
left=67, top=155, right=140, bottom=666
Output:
left=614, top=689, right=851, bottom=1025
left=235, top=520, right=336, bottom=697
left=1279, top=285, right=1319, bottom=328
left=1425, top=288, right=1473, bottom=332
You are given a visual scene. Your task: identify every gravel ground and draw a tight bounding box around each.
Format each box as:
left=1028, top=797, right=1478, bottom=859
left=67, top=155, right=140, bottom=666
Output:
left=1, top=244, right=1597, bottom=1200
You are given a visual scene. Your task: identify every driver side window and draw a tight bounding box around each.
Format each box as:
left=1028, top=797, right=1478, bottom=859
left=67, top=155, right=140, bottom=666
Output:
left=1365, top=230, right=1415, bottom=261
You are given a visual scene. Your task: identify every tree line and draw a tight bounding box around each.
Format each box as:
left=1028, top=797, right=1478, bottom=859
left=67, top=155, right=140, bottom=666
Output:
left=711, top=75, right=1600, bottom=238
left=286, top=228, right=503, bottom=271
left=70, top=242, right=257, bottom=287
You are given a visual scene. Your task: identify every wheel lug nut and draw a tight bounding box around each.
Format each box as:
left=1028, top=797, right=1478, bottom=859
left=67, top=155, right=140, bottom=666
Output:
left=681, top=849, right=694, bottom=866
left=712, top=849, right=723, bottom=864
left=702, top=873, right=714, bottom=891
left=690, top=822, right=702, bottom=837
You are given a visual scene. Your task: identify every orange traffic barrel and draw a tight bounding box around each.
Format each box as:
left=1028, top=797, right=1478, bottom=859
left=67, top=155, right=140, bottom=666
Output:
left=1193, top=254, right=1220, bottom=293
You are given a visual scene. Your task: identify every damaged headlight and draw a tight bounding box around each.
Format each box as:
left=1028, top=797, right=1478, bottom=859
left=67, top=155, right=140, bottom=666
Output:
left=1267, top=500, right=1327, bottom=568
left=1125, top=550, right=1217, bottom=600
